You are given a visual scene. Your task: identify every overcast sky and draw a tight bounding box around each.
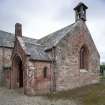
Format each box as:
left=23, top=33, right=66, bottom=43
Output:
left=0, top=0, right=105, bottom=63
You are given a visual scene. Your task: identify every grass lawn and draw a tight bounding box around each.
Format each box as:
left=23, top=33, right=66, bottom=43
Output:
left=46, top=80, right=105, bottom=105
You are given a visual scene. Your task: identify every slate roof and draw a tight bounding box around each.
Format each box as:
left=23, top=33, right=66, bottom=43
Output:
left=37, top=22, right=76, bottom=49
left=0, top=21, right=80, bottom=61
left=0, top=30, right=37, bottom=48
left=25, top=42, right=51, bottom=61
left=0, top=30, right=50, bottom=61
left=0, top=30, right=14, bottom=48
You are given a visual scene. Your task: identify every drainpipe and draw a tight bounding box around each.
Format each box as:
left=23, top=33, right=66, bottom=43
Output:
left=52, top=46, right=56, bottom=92
left=10, top=67, right=11, bottom=89
left=2, top=46, right=4, bottom=86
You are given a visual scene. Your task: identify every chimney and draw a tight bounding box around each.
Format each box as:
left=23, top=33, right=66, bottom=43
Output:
left=74, top=2, right=88, bottom=22
left=15, top=23, right=22, bottom=37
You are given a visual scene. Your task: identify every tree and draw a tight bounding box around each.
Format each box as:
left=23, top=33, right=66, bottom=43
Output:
left=100, top=64, right=105, bottom=75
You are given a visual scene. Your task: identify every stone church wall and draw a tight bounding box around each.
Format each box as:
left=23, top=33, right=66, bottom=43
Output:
left=55, top=23, right=100, bottom=91
left=27, top=61, right=52, bottom=95
left=0, top=47, right=12, bottom=86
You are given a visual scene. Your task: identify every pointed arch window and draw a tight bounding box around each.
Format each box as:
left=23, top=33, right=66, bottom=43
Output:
left=80, top=45, right=89, bottom=70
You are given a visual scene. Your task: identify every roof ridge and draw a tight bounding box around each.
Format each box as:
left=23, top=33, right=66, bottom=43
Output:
left=25, top=41, right=46, bottom=47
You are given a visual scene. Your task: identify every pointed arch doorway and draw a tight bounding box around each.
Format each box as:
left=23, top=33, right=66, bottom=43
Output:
left=12, top=54, right=24, bottom=88
left=17, top=58, right=23, bottom=88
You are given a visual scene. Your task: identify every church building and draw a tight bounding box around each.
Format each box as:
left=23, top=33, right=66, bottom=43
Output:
left=0, top=2, right=100, bottom=95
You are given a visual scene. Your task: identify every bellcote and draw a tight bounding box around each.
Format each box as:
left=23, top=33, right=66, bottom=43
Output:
left=74, top=2, right=88, bottom=22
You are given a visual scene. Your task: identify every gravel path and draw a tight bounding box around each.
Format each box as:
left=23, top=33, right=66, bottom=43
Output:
left=0, top=87, right=77, bottom=105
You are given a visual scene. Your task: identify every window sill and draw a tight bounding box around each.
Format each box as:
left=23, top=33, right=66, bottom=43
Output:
left=80, top=69, right=88, bottom=73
